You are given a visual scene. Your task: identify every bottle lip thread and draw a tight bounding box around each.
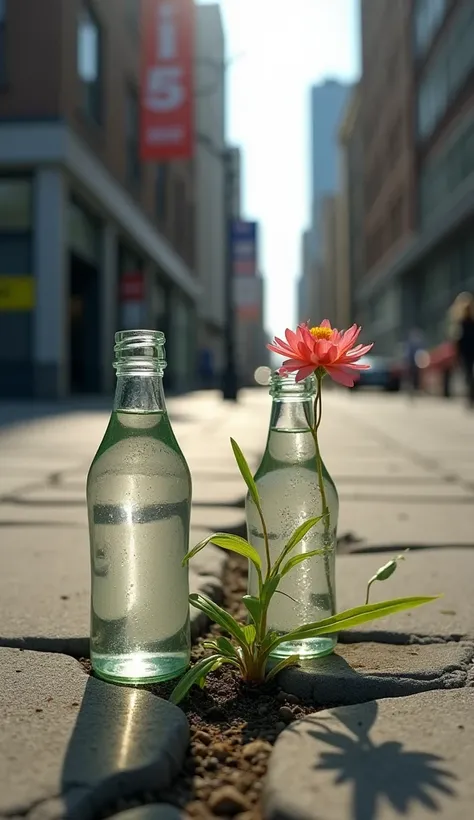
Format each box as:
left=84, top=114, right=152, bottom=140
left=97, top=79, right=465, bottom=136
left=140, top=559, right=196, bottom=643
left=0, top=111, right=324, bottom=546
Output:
left=114, top=329, right=167, bottom=372
left=269, top=370, right=316, bottom=397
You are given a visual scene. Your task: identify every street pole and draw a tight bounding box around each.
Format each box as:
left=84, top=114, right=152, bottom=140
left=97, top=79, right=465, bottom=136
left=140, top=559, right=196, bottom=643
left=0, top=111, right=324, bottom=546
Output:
left=221, top=148, right=239, bottom=401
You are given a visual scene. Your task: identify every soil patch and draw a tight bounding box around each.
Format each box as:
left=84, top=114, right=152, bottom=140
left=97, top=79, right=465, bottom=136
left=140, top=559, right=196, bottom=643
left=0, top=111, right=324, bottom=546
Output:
left=150, top=555, right=320, bottom=819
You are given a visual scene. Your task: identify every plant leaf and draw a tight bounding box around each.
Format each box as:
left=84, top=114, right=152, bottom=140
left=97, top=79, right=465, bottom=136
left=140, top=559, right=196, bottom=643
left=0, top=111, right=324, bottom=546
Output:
left=170, top=655, right=223, bottom=704
left=243, top=595, right=262, bottom=626
left=265, top=654, right=300, bottom=682
left=261, top=575, right=280, bottom=607
left=183, top=532, right=262, bottom=573
left=280, top=548, right=326, bottom=578
left=189, top=593, right=248, bottom=648
left=216, top=636, right=240, bottom=659
left=275, top=589, right=298, bottom=604
left=275, top=515, right=326, bottom=570
left=242, top=624, right=256, bottom=646
left=230, top=438, right=261, bottom=511
left=268, top=596, right=440, bottom=651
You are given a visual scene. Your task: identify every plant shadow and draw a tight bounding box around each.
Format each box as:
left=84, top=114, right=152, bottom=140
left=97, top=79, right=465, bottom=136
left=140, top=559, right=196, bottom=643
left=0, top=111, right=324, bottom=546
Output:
left=306, top=701, right=457, bottom=820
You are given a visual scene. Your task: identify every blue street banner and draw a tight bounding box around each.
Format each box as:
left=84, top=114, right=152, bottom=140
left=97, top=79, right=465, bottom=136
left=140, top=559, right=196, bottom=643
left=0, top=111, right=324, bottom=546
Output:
left=230, top=220, right=258, bottom=277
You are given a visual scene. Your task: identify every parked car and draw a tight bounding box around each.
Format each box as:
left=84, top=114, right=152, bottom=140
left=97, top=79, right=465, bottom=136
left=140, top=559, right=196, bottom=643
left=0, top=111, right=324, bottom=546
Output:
left=353, top=355, right=402, bottom=392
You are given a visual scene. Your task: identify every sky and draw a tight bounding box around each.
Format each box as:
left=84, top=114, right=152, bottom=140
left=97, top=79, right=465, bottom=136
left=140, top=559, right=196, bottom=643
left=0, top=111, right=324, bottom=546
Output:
left=198, top=0, right=360, bottom=337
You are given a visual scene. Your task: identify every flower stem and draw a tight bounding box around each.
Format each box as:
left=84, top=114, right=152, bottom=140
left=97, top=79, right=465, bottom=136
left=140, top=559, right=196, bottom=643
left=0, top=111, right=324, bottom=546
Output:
left=309, top=375, right=336, bottom=614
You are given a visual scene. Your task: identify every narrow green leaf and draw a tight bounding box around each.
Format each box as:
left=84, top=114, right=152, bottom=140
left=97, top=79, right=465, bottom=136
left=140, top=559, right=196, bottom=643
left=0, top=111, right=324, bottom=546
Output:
left=170, top=655, right=222, bottom=704
left=230, top=438, right=261, bottom=511
left=274, top=515, right=326, bottom=571
left=209, top=534, right=262, bottom=571
left=242, top=624, right=256, bottom=646
left=280, top=548, right=326, bottom=578
left=269, top=596, right=440, bottom=651
left=189, top=593, right=248, bottom=648
left=275, top=589, right=298, bottom=604
left=243, top=595, right=262, bottom=626
left=265, top=654, right=300, bottom=682
left=261, top=575, right=280, bottom=607
left=261, top=630, right=279, bottom=653
left=183, top=532, right=262, bottom=574
left=216, top=636, right=239, bottom=659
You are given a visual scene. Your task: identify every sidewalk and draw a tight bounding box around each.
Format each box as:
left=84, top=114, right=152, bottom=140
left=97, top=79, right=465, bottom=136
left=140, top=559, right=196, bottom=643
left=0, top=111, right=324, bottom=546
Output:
left=1, top=388, right=473, bottom=819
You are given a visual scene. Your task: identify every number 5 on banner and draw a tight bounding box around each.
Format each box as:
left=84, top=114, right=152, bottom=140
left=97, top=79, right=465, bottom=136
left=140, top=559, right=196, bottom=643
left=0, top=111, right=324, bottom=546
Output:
left=145, top=66, right=186, bottom=112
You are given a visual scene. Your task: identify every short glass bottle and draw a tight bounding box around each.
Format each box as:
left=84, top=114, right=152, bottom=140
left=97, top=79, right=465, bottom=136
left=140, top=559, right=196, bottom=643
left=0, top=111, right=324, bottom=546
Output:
left=246, top=371, right=338, bottom=659
left=87, top=330, right=192, bottom=684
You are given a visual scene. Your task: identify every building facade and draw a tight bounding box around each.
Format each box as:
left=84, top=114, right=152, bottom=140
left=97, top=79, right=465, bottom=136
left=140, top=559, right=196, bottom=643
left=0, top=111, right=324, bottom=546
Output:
left=300, top=79, right=350, bottom=324
left=0, top=0, right=199, bottom=398
left=338, top=84, right=365, bottom=330
left=358, top=0, right=474, bottom=354
left=195, top=3, right=226, bottom=382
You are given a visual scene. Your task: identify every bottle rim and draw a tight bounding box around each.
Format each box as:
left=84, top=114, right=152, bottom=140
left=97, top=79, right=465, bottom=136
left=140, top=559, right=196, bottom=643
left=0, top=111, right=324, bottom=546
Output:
left=269, top=370, right=316, bottom=397
left=114, top=329, right=167, bottom=372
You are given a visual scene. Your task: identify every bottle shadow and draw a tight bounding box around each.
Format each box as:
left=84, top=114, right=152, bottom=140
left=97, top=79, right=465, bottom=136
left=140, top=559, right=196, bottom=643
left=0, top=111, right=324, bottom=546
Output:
left=60, top=675, right=187, bottom=819
left=305, top=701, right=457, bottom=820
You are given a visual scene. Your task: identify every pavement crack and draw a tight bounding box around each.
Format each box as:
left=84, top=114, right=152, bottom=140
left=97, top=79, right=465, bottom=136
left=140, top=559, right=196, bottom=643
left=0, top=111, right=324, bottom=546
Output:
left=0, top=636, right=89, bottom=658
left=339, top=630, right=467, bottom=645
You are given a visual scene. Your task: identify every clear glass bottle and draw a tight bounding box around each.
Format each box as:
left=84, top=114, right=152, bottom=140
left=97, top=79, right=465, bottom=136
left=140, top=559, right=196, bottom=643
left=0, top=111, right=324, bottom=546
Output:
left=246, top=372, right=338, bottom=659
left=87, top=329, right=191, bottom=684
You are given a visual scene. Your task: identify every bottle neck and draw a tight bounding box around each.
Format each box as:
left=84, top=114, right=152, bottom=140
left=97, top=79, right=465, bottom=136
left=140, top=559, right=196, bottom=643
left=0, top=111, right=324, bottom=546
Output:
left=113, top=371, right=166, bottom=413
left=269, top=393, right=315, bottom=431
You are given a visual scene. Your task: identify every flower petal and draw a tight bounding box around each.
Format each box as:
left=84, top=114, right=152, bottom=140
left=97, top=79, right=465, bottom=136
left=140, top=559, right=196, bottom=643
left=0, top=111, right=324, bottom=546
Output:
left=320, top=319, right=332, bottom=329
left=295, top=365, right=317, bottom=382
left=325, top=365, right=357, bottom=387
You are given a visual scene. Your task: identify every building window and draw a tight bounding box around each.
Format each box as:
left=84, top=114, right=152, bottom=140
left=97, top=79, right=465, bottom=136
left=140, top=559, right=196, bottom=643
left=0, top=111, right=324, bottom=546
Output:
left=126, top=87, right=141, bottom=186
left=0, top=178, right=31, bottom=231
left=77, top=4, right=102, bottom=124
left=0, top=0, right=6, bottom=85
left=155, top=164, right=168, bottom=223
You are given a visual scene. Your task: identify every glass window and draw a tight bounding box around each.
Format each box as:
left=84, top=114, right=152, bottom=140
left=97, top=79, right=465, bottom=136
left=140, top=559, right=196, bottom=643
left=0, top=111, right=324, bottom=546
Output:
left=0, top=179, right=31, bottom=230
left=77, top=5, right=102, bottom=123
left=414, top=0, right=446, bottom=56
left=126, top=87, right=141, bottom=186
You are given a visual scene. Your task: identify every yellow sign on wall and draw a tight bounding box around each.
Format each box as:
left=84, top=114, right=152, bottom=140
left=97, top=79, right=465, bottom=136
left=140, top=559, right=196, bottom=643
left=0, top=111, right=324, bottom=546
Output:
left=0, top=276, right=35, bottom=311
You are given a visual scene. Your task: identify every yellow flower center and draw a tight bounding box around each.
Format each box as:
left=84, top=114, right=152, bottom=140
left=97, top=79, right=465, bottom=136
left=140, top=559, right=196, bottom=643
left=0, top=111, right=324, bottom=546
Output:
left=309, top=326, right=333, bottom=340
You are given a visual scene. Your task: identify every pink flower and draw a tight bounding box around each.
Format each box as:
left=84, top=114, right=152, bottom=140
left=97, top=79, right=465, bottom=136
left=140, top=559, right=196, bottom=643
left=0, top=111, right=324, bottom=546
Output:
left=267, top=320, right=374, bottom=387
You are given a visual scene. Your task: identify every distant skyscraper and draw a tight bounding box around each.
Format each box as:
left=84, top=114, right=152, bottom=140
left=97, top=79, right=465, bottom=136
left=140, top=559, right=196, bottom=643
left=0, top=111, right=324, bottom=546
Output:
left=298, top=80, right=350, bottom=322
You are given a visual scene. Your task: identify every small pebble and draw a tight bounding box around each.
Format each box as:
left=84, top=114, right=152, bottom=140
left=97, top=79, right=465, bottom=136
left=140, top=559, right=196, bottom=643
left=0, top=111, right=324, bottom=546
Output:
left=204, top=756, right=219, bottom=770
left=209, top=785, right=250, bottom=816
left=278, top=706, right=295, bottom=724
left=242, top=740, right=272, bottom=760
left=275, top=721, right=286, bottom=733
left=194, top=729, right=212, bottom=745
left=212, top=742, right=229, bottom=761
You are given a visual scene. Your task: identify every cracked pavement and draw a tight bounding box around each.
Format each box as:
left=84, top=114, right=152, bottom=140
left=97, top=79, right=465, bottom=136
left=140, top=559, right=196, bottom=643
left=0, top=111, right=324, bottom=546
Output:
left=1, top=389, right=474, bottom=819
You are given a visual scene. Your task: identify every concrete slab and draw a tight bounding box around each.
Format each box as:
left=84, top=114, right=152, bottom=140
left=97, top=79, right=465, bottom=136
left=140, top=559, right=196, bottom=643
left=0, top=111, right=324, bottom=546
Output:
left=338, top=500, right=474, bottom=548
left=336, top=549, right=474, bottom=640
left=264, top=689, right=474, bottom=820
left=0, top=648, right=188, bottom=820
left=0, top=527, right=225, bottom=651
left=277, top=642, right=473, bottom=705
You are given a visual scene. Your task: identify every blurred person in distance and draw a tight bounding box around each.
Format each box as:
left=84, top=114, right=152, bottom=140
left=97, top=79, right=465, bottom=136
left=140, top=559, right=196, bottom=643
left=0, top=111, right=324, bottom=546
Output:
left=454, top=293, right=474, bottom=408
left=444, top=292, right=474, bottom=401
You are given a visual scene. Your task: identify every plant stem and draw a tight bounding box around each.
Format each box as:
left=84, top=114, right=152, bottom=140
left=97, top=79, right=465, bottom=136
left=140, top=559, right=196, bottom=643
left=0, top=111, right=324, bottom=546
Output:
left=309, top=375, right=336, bottom=614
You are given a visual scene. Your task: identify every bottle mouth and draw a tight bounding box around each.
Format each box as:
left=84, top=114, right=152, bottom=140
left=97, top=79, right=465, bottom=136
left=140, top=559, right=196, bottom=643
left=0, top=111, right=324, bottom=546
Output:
left=269, top=370, right=316, bottom=397
left=114, top=329, right=167, bottom=372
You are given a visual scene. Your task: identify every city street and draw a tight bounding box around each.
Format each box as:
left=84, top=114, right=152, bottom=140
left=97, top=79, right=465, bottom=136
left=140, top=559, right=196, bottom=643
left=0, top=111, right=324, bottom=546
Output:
left=1, top=387, right=474, bottom=818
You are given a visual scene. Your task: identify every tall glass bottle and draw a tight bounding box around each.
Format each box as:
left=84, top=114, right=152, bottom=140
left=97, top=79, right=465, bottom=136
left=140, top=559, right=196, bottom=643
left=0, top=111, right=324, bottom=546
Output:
left=246, top=372, right=338, bottom=659
left=87, top=330, right=191, bottom=684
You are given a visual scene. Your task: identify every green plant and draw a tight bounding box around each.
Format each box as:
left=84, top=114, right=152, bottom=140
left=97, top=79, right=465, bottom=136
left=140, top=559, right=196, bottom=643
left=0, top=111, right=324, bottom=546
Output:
left=170, top=441, right=438, bottom=704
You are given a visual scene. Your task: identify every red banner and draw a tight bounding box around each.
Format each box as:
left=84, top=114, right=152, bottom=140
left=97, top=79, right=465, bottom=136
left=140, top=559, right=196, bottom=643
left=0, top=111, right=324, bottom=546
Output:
left=140, top=0, right=194, bottom=161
